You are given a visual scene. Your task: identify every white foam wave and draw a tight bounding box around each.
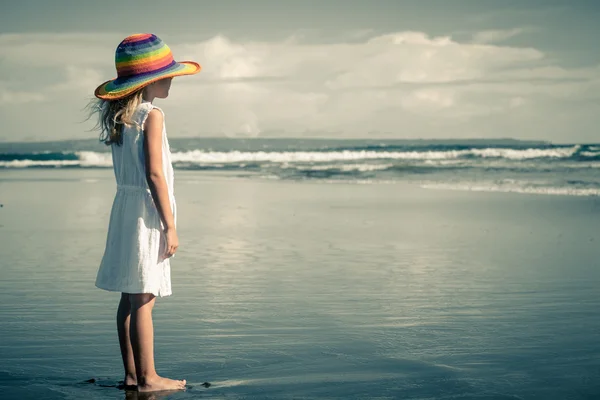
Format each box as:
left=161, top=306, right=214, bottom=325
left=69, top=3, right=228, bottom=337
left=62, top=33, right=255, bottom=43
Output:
left=0, top=159, right=81, bottom=168
left=290, top=163, right=394, bottom=172
left=0, top=152, right=113, bottom=168
left=421, top=181, right=600, bottom=197
left=0, top=145, right=588, bottom=169
left=580, top=151, right=600, bottom=157
left=172, top=149, right=455, bottom=162
left=469, top=146, right=579, bottom=159
left=171, top=146, right=581, bottom=163
left=76, top=151, right=112, bottom=167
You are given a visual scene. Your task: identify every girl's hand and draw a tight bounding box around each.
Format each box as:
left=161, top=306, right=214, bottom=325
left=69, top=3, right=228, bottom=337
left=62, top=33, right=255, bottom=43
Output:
left=164, top=228, right=179, bottom=258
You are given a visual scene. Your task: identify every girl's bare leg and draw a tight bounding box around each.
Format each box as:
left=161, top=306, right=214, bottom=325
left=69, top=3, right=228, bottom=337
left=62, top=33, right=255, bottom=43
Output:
left=117, top=293, right=137, bottom=387
left=129, top=293, right=186, bottom=392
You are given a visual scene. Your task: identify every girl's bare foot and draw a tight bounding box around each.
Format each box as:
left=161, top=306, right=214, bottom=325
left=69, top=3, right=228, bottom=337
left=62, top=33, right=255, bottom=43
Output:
left=123, top=373, right=137, bottom=388
left=137, top=375, right=186, bottom=392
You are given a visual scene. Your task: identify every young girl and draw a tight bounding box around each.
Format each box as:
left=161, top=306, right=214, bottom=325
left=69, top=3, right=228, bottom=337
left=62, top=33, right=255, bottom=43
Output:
left=90, top=33, right=201, bottom=393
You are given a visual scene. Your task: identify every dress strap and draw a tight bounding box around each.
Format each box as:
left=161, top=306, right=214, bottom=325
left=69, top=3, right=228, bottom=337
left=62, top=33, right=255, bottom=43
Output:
left=139, top=102, right=165, bottom=131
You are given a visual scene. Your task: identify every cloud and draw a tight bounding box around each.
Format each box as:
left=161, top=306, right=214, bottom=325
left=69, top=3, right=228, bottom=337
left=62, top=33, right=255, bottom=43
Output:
left=402, top=89, right=456, bottom=112
left=0, top=81, right=46, bottom=105
left=51, top=66, right=105, bottom=93
left=181, top=31, right=544, bottom=88
left=0, top=31, right=598, bottom=141
left=472, top=28, right=525, bottom=44
left=0, top=33, right=116, bottom=67
left=0, top=89, right=45, bottom=105
left=171, top=30, right=592, bottom=131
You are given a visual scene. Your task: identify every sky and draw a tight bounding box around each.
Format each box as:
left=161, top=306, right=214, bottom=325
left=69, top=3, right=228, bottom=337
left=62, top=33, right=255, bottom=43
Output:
left=1, top=0, right=599, bottom=143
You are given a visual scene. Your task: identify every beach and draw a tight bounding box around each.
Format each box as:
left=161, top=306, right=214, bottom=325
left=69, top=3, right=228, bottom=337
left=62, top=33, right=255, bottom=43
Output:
left=0, top=168, right=599, bottom=399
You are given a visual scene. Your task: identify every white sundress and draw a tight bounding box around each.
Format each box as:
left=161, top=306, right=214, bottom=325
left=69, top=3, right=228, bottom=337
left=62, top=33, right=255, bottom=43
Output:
left=95, top=101, right=176, bottom=297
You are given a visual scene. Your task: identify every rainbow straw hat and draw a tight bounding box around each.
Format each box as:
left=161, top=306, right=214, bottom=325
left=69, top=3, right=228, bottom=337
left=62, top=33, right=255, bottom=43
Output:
left=95, top=33, right=201, bottom=100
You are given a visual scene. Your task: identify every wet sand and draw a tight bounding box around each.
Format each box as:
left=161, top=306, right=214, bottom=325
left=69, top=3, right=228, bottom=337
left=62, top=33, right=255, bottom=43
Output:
left=1, top=169, right=599, bottom=399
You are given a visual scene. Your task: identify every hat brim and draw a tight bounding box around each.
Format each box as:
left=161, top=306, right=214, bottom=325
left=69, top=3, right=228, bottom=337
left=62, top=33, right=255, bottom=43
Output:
left=94, top=61, right=201, bottom=100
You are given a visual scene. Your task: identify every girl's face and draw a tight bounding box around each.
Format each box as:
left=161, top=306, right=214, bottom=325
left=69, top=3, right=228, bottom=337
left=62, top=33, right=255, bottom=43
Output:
left=149, top=78, right=172, bottom=99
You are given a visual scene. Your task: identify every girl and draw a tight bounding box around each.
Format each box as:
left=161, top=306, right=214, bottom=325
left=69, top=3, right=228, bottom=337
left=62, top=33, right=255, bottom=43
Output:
left=90, top=33, right=201, bottom=393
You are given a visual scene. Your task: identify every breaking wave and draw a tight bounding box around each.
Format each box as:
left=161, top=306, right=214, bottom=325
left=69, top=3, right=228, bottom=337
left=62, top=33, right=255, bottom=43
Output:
left=2, top=142, right=599, bottom=197
left=1, top=144, right=599, bottom=169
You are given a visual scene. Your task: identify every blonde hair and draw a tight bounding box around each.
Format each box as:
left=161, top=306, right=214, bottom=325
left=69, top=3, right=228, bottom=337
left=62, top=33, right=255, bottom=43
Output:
left=88, top=89, right=144, bottom=145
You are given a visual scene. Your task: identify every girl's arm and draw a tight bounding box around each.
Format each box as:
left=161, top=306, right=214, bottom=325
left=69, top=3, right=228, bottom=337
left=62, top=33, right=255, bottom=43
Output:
left=143, top=109, right=178, bottom=258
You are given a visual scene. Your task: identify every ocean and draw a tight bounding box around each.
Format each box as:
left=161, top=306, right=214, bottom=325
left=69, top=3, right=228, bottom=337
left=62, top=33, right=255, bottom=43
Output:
left=0, top=138, right=599, bottom=399
left=1, top=138, right=600, bottom=197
